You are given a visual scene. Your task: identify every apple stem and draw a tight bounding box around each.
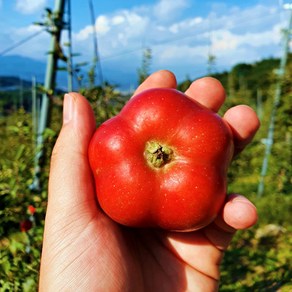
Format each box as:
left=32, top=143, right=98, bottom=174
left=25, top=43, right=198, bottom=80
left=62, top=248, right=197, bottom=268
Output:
left=144, top=141, right=173, bottom=168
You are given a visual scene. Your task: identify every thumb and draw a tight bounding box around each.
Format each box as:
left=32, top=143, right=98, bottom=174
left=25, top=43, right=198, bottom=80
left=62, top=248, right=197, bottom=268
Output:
left=40, top=93, right=99, bottom=290
left=47, top=92, right=97, bottom=218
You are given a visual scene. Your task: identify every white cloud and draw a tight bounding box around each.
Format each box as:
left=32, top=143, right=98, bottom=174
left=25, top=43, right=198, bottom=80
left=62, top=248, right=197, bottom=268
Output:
left=75, top=10, right=148, bottom=40
left=75, top=15, right=111, bottom=41
left=7, top=0, right=285, bottom=87
left=95, top=15, right=111, bottom=35
left=70, top=1, right=284, bottom=83
left=74, top=26, right=93, bottom=42
left=169, top=17, right=203, bottom=34
left=15, top=24, right=44, bottom=34
left=211, top=24, right=282, bottom=55
left=112, top=15, right=125, bottom=26
left=15, top=0, right=47, bottom=14
left=153, top=0, right=190, bottom=22
left=3, top=24, right=49, bottom=60
left=155, top=44, right=207, bottom=64
left=74, top=10, right=149, bottom=56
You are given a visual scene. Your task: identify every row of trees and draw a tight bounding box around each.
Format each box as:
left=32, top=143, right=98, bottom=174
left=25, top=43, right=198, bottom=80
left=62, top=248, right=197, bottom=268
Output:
left=0, top=54, right=291, bottom=290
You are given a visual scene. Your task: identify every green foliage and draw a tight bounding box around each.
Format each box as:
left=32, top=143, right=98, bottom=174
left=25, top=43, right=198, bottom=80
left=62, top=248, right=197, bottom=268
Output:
left=219, top=56, right=292, bottom=290
left=0, top=89, right=37, bottom=115
left=0, top=228, right=43, bottom=291
left=137, top=48, right=152, bottom=85
left=0, top=110, right=49, bottom=291
left=80, top=83, right=128, bottom=125
left=1, top=55, right=291, bottom=290
left=220, top=226, right=292, bottom=291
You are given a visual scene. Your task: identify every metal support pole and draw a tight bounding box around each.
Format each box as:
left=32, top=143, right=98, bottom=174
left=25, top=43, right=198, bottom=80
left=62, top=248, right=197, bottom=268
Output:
left=19, top=79, right=23, bottom=108
left=67, top=0, right=73, bottom=92
left=30, top=0, right=66, bottom=192
left=31, top=76, right=37, bottom=144
left=256, top=88, right=263, bottom=122
left=257, top=9, right=292, bottom=197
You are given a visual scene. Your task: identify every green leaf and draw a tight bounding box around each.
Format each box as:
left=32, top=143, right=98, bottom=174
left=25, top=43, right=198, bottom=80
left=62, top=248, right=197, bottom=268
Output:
left=23, top=278, right=36, bottom=292
left=43, top=128, right=56, bottom=140
left=57, top=66, right=68, bottom=71
left=0, top=256, right=11, bottom=275
left=15, top=145, right=26, bottom=161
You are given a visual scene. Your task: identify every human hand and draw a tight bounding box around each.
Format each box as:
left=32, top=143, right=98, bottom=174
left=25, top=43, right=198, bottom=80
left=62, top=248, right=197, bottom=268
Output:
left=39, top=70, right=259, bottom=291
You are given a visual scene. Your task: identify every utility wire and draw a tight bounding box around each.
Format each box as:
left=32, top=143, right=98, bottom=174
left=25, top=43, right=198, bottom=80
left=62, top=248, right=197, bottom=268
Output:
left=0, top=3, right=285, bottom=81
left=0, top=29, right=45, bottom=56
left=0, top=6, right=281, bottom=66
left=97, top=10, right=283, bottom=63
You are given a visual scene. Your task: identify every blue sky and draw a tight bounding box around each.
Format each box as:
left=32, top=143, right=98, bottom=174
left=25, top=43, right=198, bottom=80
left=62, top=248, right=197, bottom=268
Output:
left=0, top=0, right=291, bottom=89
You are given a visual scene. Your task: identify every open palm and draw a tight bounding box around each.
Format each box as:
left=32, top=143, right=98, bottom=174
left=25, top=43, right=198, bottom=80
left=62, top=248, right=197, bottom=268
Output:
left=39, top=70, right=259, bottom=291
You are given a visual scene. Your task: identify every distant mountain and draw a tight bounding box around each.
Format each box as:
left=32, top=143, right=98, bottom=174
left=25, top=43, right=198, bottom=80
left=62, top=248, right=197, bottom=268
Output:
left=0, top=55, right=71, bottom=90
left=0, top=55, right=138, bottom=92
left=0, top=76, right=32, bottom=90
left=0, top=55, right=46, bottom=82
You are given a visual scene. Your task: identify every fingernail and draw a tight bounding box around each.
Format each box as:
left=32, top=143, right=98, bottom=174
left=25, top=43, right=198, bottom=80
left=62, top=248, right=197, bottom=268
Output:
left=230, top=194, right=257, bottom=208
left=63, top=94, right=74, bottom=124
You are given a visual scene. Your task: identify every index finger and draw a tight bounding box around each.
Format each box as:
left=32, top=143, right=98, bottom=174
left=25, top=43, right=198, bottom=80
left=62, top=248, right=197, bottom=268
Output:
left=223, top=105, right=260, bottom=155
left=133, top=70, right=177, bottom=96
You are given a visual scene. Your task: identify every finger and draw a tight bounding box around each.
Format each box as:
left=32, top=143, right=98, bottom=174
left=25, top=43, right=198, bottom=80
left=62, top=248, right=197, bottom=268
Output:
left=215, top=194, right=258, bottom=232
left=204, top=194, right=258, bottom=250
left=48, top=92, right=97, bottom=214
left=133, top=70, right=177, bottom=96
left=223, top=105, right=260, bottom=155
left=185, top=77, right=226, bottom=112
left=159, top=194, right=257, bottom=280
